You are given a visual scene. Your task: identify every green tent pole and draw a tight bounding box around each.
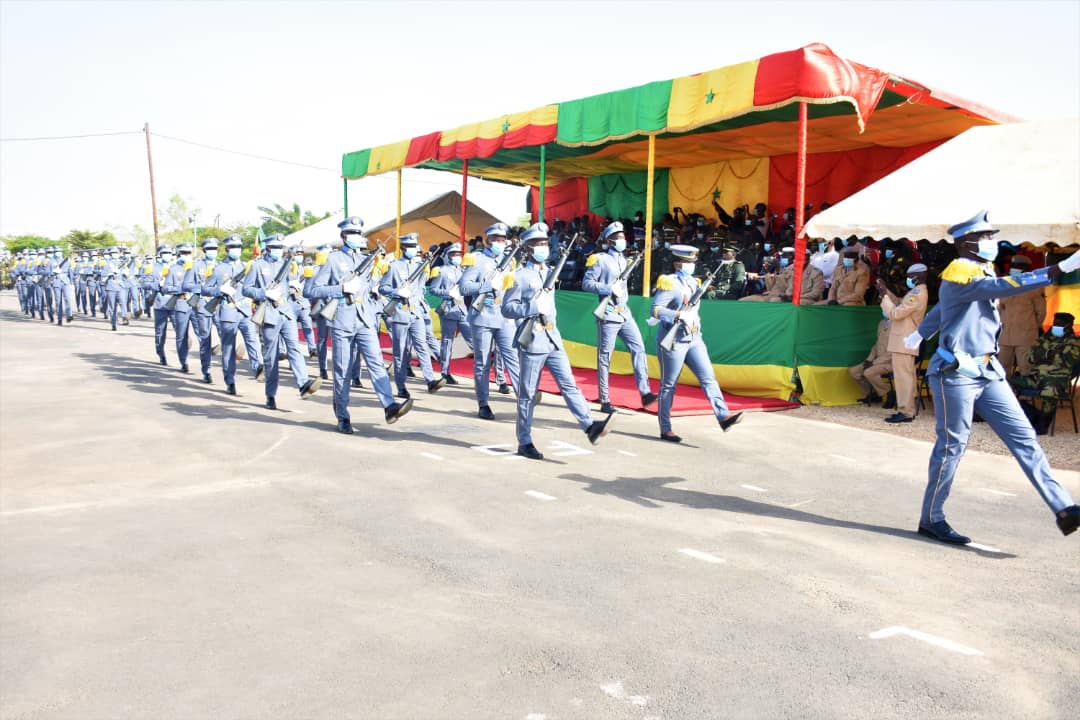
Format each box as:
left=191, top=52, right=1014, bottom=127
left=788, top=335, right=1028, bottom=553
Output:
left=538, top=144, right=546, bottom=224
left=343, top=178, right=349, bottom=217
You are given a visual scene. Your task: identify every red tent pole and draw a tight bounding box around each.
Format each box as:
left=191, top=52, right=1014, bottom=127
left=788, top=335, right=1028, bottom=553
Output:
left=460, top=159, right=469, bottom=252
left=791, top=102, right=808, bottom=305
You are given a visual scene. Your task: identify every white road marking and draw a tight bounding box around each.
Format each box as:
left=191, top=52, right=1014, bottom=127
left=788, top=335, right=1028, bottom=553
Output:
left=600, top=680, right=650, bottom=707
left=869, top=626, right=982, bottom=656
left=547, top=440, right=592, bottom=457
left=787, top=499, right=814, bottom=508
left=525, top=490, right=557, bottom=502
left=741, top=484, right=767, bottom=493
left=829, top=453, right=857, bottom=462
left=420, top=452, right=443, bottom=461
left=966, top=542, right=1007, bottom=554
left=617, top=450, right=637, bottom=457
left=471, top=443, right=517, bottom=456
left=980, top=488, right=1017, bottom=497
left=678, top=548, right=726, bottom=564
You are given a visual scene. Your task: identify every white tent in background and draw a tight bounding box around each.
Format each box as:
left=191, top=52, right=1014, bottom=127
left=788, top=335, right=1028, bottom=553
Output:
left=365, top=190, right=506, bottom=250
left=282, top=212, right=346, bottom=250
left=803, top=119, right=1080, bottom=247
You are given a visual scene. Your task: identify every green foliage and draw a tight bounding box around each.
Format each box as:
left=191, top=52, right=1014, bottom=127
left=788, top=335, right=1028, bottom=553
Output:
left=61, top=229, right=116, bottom=252
left=257, top=202, right=331, bottom=236
left=2, top=234, right=53, bottom=253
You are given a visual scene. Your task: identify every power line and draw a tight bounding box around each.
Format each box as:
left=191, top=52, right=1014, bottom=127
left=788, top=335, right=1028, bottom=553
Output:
left=151, top=131, right=339, bottom=173
left=0, top=130, right=141, bottom=142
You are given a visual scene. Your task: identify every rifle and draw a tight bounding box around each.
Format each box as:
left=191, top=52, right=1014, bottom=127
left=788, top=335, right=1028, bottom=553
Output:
left=658, top=263, right=725, bottom=352
left=592, top=251, right=643, bottom=320
left=473, top=240, right=527, bottom=310
left=252, top=255, right=295, bottom=326
left=515, top=233, right=584, bottom=349
left=318, top=237, right=389, bottom=321
left=382, top=246, right=441, bottom=318
left=203, top=262, right=250, bottom=313
left=163, top=260, right=187, bottom=311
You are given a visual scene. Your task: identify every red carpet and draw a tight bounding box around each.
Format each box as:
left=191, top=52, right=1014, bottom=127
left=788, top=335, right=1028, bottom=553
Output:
left=373, top=335, right=798, bottom=417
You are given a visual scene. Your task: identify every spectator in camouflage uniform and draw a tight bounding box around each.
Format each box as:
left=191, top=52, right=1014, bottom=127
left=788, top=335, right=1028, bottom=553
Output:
left=1012, top=312, right=1080, bottom=413
left=701, top=244, right=746, bottom=300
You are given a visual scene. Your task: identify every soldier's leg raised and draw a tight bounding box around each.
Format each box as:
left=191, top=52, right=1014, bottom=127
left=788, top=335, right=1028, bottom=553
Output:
left=493, top=323, right=522, bottom=389
left=408, top=317, right=437, bottom=383
left=238, top=316, right=262, bottom=373
left=279, top=316, right=310, bottom=388
left=685, top=339, right=731, bottom=423
left=619, top=317, right=653, bottom=398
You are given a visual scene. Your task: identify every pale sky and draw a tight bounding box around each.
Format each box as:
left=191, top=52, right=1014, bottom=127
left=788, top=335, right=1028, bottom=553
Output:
left=1, top=0, right=1078, bottom=240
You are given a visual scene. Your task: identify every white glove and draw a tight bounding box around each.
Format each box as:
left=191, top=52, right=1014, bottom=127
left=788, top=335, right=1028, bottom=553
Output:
left=449, top=286, right=463, bottom=300
left=342, top=275, right=361, bottom=295
left=289, top=279, right=303, bottom=293
left=264, top=286, right=283, bottom=304
left=220, top=284, right=236, bottom=298
left=1059, top=248, right=1080, bottom=274
left=397, top=283, right=413, bottom=299
left=679, top=307, right=701, bottom=331
left=536, top=288, right=556, bottom=317
left=903, top=330, right=922, bottom=350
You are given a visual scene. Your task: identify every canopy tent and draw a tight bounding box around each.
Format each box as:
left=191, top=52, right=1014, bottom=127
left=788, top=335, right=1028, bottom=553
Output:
left=365, top=190, right=505, bottom=250
left=803, top=119, right=1080, bottom=247
left=282, top=212, right=346, bottom=250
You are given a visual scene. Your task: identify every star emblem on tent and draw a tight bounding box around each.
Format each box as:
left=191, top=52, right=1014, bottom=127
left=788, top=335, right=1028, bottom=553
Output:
left=712, top=188, right=721, bottom=200
left=705, top=89, right=715, bottom=104
left=501, top=119, right=511, bottom=133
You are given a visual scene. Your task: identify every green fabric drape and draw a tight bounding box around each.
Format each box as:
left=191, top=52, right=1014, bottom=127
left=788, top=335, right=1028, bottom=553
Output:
left=588, top=170, right=670, bottom=223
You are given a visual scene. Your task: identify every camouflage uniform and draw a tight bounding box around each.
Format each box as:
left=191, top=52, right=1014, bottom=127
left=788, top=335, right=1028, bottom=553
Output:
left=1012, top=333, right=1080, bottom=411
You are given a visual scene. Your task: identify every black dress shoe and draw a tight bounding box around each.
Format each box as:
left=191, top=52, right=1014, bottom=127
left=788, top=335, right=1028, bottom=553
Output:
left=265, top=397, right=277, bottom=410
left=444, top=373, right=459, bottom=385
left=885, top=412, right=914, bottom=424
left=720, top=411, right=744, bottom=432
left=226, top=384, right=237, bottom=396
left=498, top=382, right=511, bottom=395
left=478, top=405, right=496, bottom=420
left=917, top=520, right=971, bottom=545
left=882, top=390, right=897, bottom=409
left=862, top=392, right=882, bottom=405
left=309, top=348, right=318, bottom=359
left=337, top=419, right=354, bottom=435
left=600, top=402, right=616, bottom=414
left=406, top=366, right=416, bottom=378
left=659, top=432, right=683, bottom=443
left=385, top=398, right=414, bottom=424
left=585, top=412, right=617, bottom=445
left=641, top=392, right=658, bottom=408
left=517, top=443, right=544, bottom=460
left=254, top=364, right=265, bottom=381
left=202, top=373, right=212, bottom=384
left=1056, top=505, right=1080, bottom=536
left=351, top=377, right=363, bottom=389
left=299, top=377, right=322, bottom=399
left=427, top=377, right=446, bottom=393
left=320, top=369, right=328, bottom=380
left=180, top=364, right=190, bottom=374
left=397, top=388, right=411, bottom=400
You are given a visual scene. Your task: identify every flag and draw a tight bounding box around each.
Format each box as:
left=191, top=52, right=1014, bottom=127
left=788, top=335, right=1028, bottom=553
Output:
left=254, top=227, right=266, bottom=258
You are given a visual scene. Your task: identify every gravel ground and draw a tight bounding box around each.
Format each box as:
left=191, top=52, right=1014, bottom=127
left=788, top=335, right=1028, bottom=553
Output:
left=792, top=397, right=1080, bottom=471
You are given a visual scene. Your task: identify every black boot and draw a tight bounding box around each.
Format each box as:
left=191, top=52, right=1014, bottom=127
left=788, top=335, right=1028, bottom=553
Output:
left=226, top=384, right=237, bottom=396
left=385, top=398, right=414, bottom=424
left=265, top=396, right=277, bottom=410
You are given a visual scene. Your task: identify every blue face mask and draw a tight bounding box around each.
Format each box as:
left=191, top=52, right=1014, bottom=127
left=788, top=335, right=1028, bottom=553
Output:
left=204, top=253, right=216, bottom=263
left=975, top=237, right=999, bottom=262
left=450, top=255, right=462, bottom=266
left=906, top=277, right=916, bottom=289
left=532, top=246, right=550, bottom=263
left=1050, top=326, right=1066, bottom=338
left=884, top=249, right=894, bottom=259
left=819, top=243, right=829, bottom=253
left=842, top=258, right=854, bottom=269
left=160, top=254, right=173, bottom=264
left=268, top=248, right=283, bottom=261
left=679, top=262, right=696, bottom=276
left=343, top=234, right=364, bottom=250
left=489, top=241, right=505, bottom=256
left=779, top=257, right=790, bottom=268
left=613, top=239, right=627, bottom=253
left=763, top=244, right=772, bottom=252
left=227, top=248, right=241, bottom=260
left=404, top=247, right=417, bottom=260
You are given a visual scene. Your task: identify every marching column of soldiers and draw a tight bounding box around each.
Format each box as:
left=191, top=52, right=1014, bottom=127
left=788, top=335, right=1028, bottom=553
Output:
left=7, top=209, right=1080, bottom=541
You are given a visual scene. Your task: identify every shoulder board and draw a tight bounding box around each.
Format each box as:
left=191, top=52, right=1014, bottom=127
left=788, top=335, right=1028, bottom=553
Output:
left=303, top=266, right=314, bottom=279
left=161, top=266, right=170, bottom=277
left=502, top=273, right=516, bottom=290
left=585, top=253, right=602, bottom=268
left=376, top=257, right=390, bottom=273
left=183, top=260, right=192, bottom=271
left=696, top=277, right=703, bottom=287
left=655, top=274, right=674, bottom=292
left=289, top=261, right=298, bottom=274
left=940, top=259, right=985, bottom=285
left=461, top=252, right=478, bottom=267
left=314, top=251, right=328, bottom=266
left=429, top=267, right=440, bottom=279
left=204, top=267, right=214, bottom=279
left=245, top=260, right=253, bottom=273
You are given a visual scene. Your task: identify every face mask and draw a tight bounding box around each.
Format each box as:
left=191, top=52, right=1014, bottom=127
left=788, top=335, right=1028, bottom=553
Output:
left=842, top=258, right=854, bottom=269
left=268, top=249, right=283, bottom=261
left=721, top=258, right=734, bottom=265
left=404, top=248, right=417, bottom=260
left=695, top=220, right=704, bottom=228
left=205, top=254, right=216, bottom=263
left=906, top=277, right=916, bottom=289
left=489, top=241, right=505, bottom=255
left=779, top=257, right=790, bottom=268
left=745, top=220, right=752, bottom=227
left=450, top=255, right=462, bottom=266
left=696, top=233, right=705, bottom=241
left=343, top=235, right=363, bottom=250
left=613, top=239, right=626, bottom=253
left=1050, top=326, right=1066, bottom=338
left=783, top=213, right=791, bottom=222
left=663, top=242, right=671, bottom=249
left=679, top=263, right=695, bottom=276
left=884, top=250, right=894, bottom=259
left=227, top=248, right=241, bottom=260
left=975, top=237, right=998, bottom=261
left=763, top=244, right=772, bottom=252
left=160, top=254, right=173, bottom=264
left=819, top=243, right=829, bottom=253
left=532, top=246, right=550, bottom=263
left=1009, top=268, right=1023, bottom=278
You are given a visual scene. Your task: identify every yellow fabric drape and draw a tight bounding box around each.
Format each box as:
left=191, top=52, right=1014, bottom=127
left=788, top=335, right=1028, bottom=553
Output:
left=668, top=159, right=770, bottom=220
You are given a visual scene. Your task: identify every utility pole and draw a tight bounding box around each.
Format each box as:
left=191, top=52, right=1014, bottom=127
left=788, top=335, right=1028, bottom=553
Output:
left=143, top=122, right=160, bottom=250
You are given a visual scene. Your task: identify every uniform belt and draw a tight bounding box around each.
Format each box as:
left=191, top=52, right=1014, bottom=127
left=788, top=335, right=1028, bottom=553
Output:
left=936, top=347, right=992, bottom=366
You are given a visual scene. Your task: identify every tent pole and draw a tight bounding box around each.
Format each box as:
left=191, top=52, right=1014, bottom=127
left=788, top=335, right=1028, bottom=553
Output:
left=792, top=102, right=808, bottom=305
left=538, top=144, right=546, bottom=224
left=395, top=168, right=402, bottom=254
left=460, top=159, right=469, bottom=252
left=343, top=178, right=349, bottom=217
left=642, top=133, right=656, bottom=297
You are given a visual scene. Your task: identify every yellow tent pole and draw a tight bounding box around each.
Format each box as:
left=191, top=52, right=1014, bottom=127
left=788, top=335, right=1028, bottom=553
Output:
left=395, top=168, right=402, bottom=254
left=642, top=133, right=656, bottom=297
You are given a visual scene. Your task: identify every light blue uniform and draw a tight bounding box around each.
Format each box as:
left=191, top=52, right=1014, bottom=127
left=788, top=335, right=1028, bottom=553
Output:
left=103, top=257, right=131, bottom=330
left=650, top=272, right=732, bottom=434
left=380, top=256, right=438, bottom=391
left=917, top=259, right=1074, bottom=525
left=183, top=256, right=220, bottom=377
left=501, top=260, right=595, bottom=446
left=242, top=256, right=310, bottom=400
left=50, top=255, right=75, bottom=323
left=161, top=258, right=191, bottom=364
left=460, top=249, right=521, bottom=406
left=308, top=248, right=397, bottom=421
left=428, top=262, right=474, bottom=372
left=203, top=259, right=263, bottom=386
left=75, top=257, right=91, bottom=314
left=140, top=260, right=172, bottom=363
left=582, top=249, right=652, bottom=403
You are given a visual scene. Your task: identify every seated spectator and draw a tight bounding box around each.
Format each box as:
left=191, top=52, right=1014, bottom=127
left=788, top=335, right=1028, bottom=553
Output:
left=1012, top=312, right=1080, bottom=413
left=740, top=246, right=796, bottom=302
left=703, top=244, right=746, bottom=300
left=823, top=247, right=871, bottom=305
left=798, top=248, right=826, bottom=304
left=998, top=255, right=1046, bottom=377
left=849, top=317, right=892, bottom=405
left=810, top=238, right=840, bottom=287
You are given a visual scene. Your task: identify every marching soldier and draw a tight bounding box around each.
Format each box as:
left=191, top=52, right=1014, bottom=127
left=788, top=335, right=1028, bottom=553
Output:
left=161, top=243, right=193, bottom=369
left=183, top=238, right=221, bottom=383
left=202, top=234, right=263, bottom=395
left=581, top=221, right=657, bottom=414
left=142, top=246, right=173, bottom=365
left=429, top=245, right=473, bottom=385
left=50, top=246, right=75, bottom=325
left=241, top=234, right=321, bottom=409
left=379, top=233, right=446, bottom=399
left=459, top=223, right=521, bottom=420
left=878, top=263, right=929, bottom=423
left=102, top=247, right=130, bottom=331
left=908, top=211, right=1079, bottom=543
left=88, top=249, right=103, bottom=318
left=501, top=223, right=616, bottom=460
left=307, top=242, right=333, bottom=380
left=307, top=216, right=412, bottom=433
left=74, top=252, right=90, bottom=315
left=287, top=245, right=318, bottom=360
left=650, top=244, right=743, bottom=442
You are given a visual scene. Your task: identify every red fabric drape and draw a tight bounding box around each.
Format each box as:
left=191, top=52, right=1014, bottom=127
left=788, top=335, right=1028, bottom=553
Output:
left=529, top=177, right=592, bottom=224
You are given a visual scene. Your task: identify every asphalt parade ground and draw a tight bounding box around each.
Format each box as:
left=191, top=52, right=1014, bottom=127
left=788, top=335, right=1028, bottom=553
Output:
left=1, top=292, right=1077, bottom=720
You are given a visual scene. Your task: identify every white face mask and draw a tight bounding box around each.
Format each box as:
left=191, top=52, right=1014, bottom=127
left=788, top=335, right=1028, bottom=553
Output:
left=450, top=255, right=462, bottom=266
left=975, top=237, right=998, bottom=261
left=679, top=263, right=696, bottom=276
left=227, top=248, right=241, bottom=260
left=489, top=241, right=506, bottom=256
left=268, top=248, right=283, bottom=261
left=613, top=238, right=627, bottom=253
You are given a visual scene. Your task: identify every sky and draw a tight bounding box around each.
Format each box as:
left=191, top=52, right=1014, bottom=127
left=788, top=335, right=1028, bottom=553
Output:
left=1, top=0, right=1078, bottom=241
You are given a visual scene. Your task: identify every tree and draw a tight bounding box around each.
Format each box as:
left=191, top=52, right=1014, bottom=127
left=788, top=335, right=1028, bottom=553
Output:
left=61, top=229, right=116, bottom=252
left=256, top=202, right=330, bottom=236
left=1, top=234, right=53, bottom=253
